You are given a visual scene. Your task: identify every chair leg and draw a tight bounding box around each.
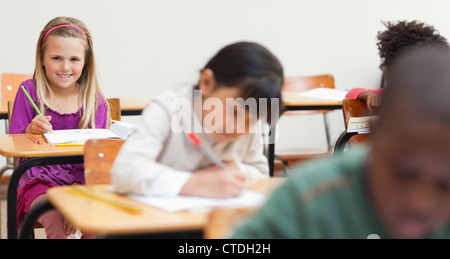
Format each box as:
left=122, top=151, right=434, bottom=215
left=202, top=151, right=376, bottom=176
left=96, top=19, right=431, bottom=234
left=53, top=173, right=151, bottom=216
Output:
left=333, top=131, right=357, bottom=155
left=323, top=113, right=332, bottom=150
left=282, top=160, right=289, bottom=176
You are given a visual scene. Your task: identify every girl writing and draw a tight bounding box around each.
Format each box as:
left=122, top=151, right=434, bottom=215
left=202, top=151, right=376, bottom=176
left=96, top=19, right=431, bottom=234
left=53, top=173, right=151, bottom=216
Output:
left=111, top=42, right=283, bottom=198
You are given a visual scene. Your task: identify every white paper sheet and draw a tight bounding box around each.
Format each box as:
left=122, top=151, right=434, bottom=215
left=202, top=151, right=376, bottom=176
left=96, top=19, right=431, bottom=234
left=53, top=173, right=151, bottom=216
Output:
left=127, top=190, right=266, bottom=213
left=296, top=88, right=348, bottom=101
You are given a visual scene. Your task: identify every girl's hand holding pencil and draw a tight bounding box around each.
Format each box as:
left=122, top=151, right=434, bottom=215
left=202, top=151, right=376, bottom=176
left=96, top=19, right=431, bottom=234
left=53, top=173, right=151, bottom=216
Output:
left=21, top=85, right=53, bottom=134
left=26, top=115, right=53, bottom=134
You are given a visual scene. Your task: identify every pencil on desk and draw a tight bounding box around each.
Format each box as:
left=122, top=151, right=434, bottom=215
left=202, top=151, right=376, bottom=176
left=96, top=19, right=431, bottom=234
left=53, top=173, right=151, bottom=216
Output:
left=27, top=134, right=42, bottom=144
left=56, top=141, right=85, bottom=147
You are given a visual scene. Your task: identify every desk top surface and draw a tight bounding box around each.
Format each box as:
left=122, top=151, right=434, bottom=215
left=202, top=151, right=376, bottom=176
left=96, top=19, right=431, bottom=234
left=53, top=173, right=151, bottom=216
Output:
left=118, top=97, right=147, bottom=111
left=46, top=178, right=286, bottom=235
left=282, top=92, right=343, bottom=106
left=0, top=134, right=84, bottom=157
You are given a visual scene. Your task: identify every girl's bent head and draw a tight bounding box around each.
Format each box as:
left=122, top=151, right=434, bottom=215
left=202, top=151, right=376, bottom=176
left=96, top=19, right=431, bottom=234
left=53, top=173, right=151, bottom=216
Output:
left=196, top=42, right=284, bottom=142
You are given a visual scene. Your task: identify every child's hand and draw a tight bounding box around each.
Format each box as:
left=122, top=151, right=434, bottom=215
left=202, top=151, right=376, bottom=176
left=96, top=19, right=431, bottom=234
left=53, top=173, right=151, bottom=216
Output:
left=26, top=115, right=52, bottom=134
left=64, top=217, right=77, bottom=236
left=357, top=92, right=381, bottom=110
left=180, top=162, right=247, bottom=198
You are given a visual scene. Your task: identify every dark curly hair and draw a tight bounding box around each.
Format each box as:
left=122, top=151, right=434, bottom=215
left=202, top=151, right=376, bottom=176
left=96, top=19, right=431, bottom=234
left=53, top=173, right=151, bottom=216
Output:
left=377, top=20, right=449, bottom=71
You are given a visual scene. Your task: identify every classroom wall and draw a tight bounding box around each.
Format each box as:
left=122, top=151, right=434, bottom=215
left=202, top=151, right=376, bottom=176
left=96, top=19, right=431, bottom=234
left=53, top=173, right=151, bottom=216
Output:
left=1, top=0, right=450, bottom=156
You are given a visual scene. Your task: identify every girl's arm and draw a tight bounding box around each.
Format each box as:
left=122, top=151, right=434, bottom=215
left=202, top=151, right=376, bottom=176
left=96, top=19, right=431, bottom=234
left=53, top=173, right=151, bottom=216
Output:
left=111, top=102, right=191, bottom=197
left=345, top=88, right=383, bottom=99
left=234, top=132, right=270, bottom=179
left=10, top=82, right=39, bottom=134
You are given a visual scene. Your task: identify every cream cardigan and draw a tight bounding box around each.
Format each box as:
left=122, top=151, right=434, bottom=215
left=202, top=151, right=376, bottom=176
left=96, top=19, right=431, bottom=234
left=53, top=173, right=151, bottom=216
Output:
left=111, top=86, right=269, bottom=197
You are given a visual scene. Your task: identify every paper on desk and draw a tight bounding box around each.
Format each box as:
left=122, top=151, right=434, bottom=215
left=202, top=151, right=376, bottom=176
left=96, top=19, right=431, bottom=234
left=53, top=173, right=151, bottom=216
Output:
left=296, top=88, right=348, bottom=101
left=127, top=190, right=266, bottom=213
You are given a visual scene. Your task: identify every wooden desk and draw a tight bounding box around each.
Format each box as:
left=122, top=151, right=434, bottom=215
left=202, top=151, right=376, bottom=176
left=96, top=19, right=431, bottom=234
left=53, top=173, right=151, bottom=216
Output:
left=118, top=97, right=147, bottom=116
left=0, top=97, right=147, bottom=120
left=0, top=134, right=84, bottom=239
left=33, top=178, right=286, bottom=238
left=282, top=92, right=343, bottom=110
left=266, top=92, right=343, bottom=176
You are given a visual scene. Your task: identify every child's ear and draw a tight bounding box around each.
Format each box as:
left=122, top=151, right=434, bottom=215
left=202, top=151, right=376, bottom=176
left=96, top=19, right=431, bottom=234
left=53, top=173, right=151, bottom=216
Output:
left=198, top=68, right=215, bottom=96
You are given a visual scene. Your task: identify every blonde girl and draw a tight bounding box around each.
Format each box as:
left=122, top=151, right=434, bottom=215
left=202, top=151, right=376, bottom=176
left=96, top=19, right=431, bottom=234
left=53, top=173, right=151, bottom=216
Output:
left=11, top=16, right=109, bottom=239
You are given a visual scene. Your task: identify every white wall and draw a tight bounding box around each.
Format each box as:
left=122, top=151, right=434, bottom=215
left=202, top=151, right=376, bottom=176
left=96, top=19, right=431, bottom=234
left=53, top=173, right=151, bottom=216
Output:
left=1, top=0, right=450, bottom=153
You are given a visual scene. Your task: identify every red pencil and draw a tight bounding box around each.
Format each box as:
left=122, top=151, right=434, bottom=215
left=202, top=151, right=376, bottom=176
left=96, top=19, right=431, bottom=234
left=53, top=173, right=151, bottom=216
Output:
left=27, top=134, right=42, bottom=144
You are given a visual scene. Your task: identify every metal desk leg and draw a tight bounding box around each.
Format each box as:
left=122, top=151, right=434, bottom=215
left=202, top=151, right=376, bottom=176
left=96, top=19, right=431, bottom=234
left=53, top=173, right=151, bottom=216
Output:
left=267, top=126, right=276, bottom=177
left=7, top=155, right=83, bottom=239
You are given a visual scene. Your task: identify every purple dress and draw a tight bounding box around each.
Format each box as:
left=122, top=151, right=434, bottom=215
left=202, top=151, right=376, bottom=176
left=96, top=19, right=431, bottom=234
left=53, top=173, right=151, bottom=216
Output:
left=10, top=79, right=108, bottom=227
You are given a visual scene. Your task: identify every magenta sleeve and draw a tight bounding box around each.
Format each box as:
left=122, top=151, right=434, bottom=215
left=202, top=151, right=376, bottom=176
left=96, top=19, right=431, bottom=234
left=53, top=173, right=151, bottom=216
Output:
left=345, top=88, right=384, bottom=99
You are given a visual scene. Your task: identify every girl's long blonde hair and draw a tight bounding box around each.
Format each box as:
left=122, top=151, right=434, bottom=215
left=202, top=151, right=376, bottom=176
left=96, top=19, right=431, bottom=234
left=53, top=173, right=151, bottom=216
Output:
left=34, top=16, right=110, bottom=129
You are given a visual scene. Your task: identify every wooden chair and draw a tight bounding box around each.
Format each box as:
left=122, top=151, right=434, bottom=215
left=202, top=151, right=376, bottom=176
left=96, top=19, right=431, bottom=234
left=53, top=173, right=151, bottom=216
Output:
left=204, top=206, right=259, bottom=239
left=275, top=74, right=335, bottom=174
left=1, top=73, right=32, bottom=112
left=106, top=98, right=121, bottom=122
left=84, top=139, right=125, bottom=185
left=8, top=100, right=45, bottom=238
left=334, top=98, right=379, bottom=154
left=0, top=74, right=32, bottom=185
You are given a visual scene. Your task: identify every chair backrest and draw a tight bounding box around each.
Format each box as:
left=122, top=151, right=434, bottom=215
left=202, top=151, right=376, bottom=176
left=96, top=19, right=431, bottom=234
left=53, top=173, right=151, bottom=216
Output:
left=342, top=98, right=379, bottom=146
left=282, top=74, right=335, bottom=92
left=204, top=206, right=259, bottom=239
left=107, top=98, right=121, bottom=122
left=8, top=100, right=14, bottom=127
left=1, top=73, right=32, bottom=110
left=84, top=139, right=125, bottom=185
left=282, top=74, right=335, bottom=115
left=342, top=98, right=379, bottom=129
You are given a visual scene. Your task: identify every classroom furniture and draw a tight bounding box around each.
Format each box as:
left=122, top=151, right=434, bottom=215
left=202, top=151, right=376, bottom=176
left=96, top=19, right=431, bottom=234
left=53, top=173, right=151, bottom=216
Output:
left=274, top=75, right=337, bottom=174
left=106, top=98, right=121, bottom=122
left=1, top=96, right=124, bottom=238
left=118, top=97, right=147, bottom=116
left=1, top=73, right=33, bottom=118
left=0, top=74, right=33, bottom=181
left=204, top=206, right=259, bottom=239
left=20, top=178, right=286, bottom=238
left=0, top=134, right=84, bottom=239
left=267, top=75, right=343, bottom=176
left=333, top=98, right=378, bottom=154
left=84, top=139, right=125, bottom=185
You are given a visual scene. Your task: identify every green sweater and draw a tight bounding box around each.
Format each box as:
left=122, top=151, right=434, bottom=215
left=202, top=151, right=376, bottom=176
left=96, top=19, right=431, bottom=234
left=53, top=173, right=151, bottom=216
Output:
left=232, top=148, right=450, bottom=239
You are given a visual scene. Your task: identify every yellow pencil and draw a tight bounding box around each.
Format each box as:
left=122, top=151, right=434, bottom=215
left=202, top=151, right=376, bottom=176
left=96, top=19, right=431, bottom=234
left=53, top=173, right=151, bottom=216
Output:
left=66, top=186, right=142, bottom=214
left=56, top=141, right=85, bottom=147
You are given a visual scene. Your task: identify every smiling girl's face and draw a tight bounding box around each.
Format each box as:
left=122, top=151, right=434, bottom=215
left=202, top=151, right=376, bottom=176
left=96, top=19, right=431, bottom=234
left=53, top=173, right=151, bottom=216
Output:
left=42, top=36, right=86, bottom=92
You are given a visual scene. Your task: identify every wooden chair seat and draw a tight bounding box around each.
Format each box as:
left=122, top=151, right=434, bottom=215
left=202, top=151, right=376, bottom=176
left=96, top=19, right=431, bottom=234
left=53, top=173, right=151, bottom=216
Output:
left=276, top=148, right=332, bottom=174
